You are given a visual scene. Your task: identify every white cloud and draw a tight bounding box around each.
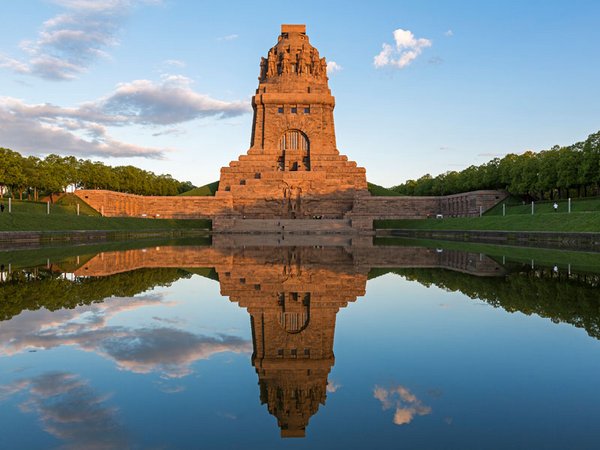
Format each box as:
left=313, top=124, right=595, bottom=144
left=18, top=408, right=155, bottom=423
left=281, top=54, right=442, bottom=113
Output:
left=217, top=34, right=239, bottom=41
left=0, top=295, right=252, bottom=379
left=374, top=28, right=432, bottom=69
left=0, top=372, right=128, bottom=449
left=326, top=61, right=343, bottom=74
left=98, top=75, right=250, bottom=124
left=445, top=29, right=454, bottom=37
left=0, top=0, right=161, bottom=80
left=0, top=107, right=166, bottom=158
left=0, top=75, right=250, bottom=158
left=373, top=385, right=431, bottom=426
left=163, top=59, right=187, bottom=68
left=326, top=379, right=342, bottom=393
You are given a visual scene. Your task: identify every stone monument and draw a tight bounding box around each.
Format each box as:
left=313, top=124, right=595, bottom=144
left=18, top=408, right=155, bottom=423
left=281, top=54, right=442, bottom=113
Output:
left=74, top=25, right=507, bottom=230
left=213, top=24, right=369, bottom=228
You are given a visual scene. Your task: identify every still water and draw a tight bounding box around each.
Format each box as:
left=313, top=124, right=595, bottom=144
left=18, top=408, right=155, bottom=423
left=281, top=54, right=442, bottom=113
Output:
left=1, top=238, right=600, bottom=449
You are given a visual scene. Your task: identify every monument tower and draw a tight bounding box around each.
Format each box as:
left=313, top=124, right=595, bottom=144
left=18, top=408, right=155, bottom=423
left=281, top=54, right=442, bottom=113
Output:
left=215, top=24, right=368, bottom=225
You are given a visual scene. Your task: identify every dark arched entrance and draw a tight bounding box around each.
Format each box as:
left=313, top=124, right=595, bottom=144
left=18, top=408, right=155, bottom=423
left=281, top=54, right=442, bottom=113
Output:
left=278, top=130, right=310, bottom=171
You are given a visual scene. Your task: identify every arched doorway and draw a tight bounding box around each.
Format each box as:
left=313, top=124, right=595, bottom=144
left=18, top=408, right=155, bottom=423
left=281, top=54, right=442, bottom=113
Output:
left=278, top=130, right=310, bottom=171
left=277, top=292, right=310, bottom=333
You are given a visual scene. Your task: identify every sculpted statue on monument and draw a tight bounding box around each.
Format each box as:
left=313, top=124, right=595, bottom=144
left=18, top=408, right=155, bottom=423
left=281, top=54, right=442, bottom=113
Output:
left=259, top=57, right=267, bottom=80
left=267, top=49, right=277, bottom=77
left=301, top=46, right=311, bottom=75
left=320, top=57, right=327, bottom=79
left=296, top=49, right=304, bottom=74
left=280, top=51, right=290, bottom=74
left=311, top=50, right=320, bottom=77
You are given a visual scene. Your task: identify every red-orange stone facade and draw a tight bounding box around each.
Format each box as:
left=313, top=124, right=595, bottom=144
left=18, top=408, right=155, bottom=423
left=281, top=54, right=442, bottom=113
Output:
left=215, top=24, right=368, bottom=221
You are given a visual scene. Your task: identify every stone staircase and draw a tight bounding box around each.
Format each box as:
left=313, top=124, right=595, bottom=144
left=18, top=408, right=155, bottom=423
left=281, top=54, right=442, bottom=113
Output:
left=214, top=218, right=355, bottom=234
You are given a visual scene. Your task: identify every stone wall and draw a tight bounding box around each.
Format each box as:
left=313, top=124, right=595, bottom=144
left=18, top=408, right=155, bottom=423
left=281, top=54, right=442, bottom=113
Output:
left=74, top=188, right=507, bottom=230
left=349, top=190, right=508, bottom=230
left=74, top=189, right=231, bottom=219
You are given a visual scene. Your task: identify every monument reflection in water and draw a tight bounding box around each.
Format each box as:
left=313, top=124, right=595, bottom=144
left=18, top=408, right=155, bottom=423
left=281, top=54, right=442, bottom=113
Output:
left=69, top=240, right=503, bottom=438
left=3, top=239, right=600, bottom=448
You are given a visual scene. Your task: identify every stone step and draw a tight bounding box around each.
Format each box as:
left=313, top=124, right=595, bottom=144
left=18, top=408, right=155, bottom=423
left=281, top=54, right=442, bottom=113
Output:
left=214, top=218, right=355, bottom=234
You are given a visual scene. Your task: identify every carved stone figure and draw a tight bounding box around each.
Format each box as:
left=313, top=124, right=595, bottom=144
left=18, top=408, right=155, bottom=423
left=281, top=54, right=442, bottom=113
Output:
left=281, top=51, right=290, bottom=74
left=290, top=186, right=302, bottom=214
left=312, top=52, right=321, bottom=76
left=267, top=49, right=277, bottom=77
left=319, top=57, right=327, bottom=79
left=300, top=46, right=311, bottom=75
left=296, top=50, right=304, bottom=74
left=259, top=57, right=267, bottom=80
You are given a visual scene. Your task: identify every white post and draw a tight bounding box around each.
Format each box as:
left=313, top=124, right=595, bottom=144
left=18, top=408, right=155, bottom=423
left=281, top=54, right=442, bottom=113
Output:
left=531, top=259, right=534, bottom=269
left=531, top=201, right=534, bottom=215
left=77, top=203, right=80, bottom=216
left=47, top=201, right=50, bottom=215
left=8, top=197, right=11, bottom=213
left=502, top=204, right=506, bottom=217
left=502, top=255, right=506, bottom=264
left=101, top=205, right=104, bottom=217
left=479, top=205, right=483, bottom=217
left=568, top=263, right=571, bottom=276
left=568, top=198, right=571, bottom=213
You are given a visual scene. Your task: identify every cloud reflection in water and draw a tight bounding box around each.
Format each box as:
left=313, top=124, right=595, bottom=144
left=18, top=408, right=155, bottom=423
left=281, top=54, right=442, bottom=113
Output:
left=0, top=294, right=251, bottom=378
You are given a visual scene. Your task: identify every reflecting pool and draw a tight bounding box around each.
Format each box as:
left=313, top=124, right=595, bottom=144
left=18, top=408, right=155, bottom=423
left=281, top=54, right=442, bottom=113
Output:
left=1, top=238, right=600, bottom=449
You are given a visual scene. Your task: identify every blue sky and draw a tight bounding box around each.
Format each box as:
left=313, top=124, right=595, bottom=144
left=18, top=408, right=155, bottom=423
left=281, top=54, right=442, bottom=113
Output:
left=1, top=0, right=599, bottom=187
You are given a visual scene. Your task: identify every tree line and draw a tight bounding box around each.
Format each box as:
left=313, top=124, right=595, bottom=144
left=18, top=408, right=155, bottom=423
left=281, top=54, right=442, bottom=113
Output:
left=395, top=266, right=600, bottom=340
left=0, top=267, right=191, bottom=322
left=392, top=131, right=600, bottom=200
left=0, top=148, right=196, bottom=201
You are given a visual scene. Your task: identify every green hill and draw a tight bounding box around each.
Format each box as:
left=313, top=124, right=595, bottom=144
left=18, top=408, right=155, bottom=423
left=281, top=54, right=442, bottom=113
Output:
left=179, top=181, right=219, bottom=196
left=368, top=182, right=403, bottom=196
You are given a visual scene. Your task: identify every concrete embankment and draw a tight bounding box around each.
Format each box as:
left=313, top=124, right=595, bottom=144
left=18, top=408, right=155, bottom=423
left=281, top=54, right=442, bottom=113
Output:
left=0, top=229, right=209, bottom=250
left=376, top=229, right=600, bottom=251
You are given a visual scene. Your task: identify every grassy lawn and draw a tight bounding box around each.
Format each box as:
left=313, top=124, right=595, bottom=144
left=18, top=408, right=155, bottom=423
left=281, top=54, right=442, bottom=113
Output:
left=374, top=211, right=600, bottom=232
left=1, top=196, right=99, bottom=216
left=0, top=196, right=210, bottom=231
left=179, top=181, right=219, bottom=196
left=486, top=196, right=600, bottom=215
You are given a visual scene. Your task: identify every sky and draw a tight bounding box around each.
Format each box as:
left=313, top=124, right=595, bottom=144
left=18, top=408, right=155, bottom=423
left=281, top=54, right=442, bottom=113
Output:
left=1, top=0, right=599, bottom=188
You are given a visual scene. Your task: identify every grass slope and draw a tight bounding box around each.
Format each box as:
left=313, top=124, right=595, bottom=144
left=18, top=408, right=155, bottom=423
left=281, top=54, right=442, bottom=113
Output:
left=375, top=212, right=600, bottom=232
left=0, top=196, right=210, bottom=232
left=179, top=181, right=219, bottom=196
left=367, top=182, right=403, bottom=196
left=486, top=196, right=600, bottom=216
left=1, top=195, right=99, bottom=216
left=0, top=213, right=211, bottom=231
